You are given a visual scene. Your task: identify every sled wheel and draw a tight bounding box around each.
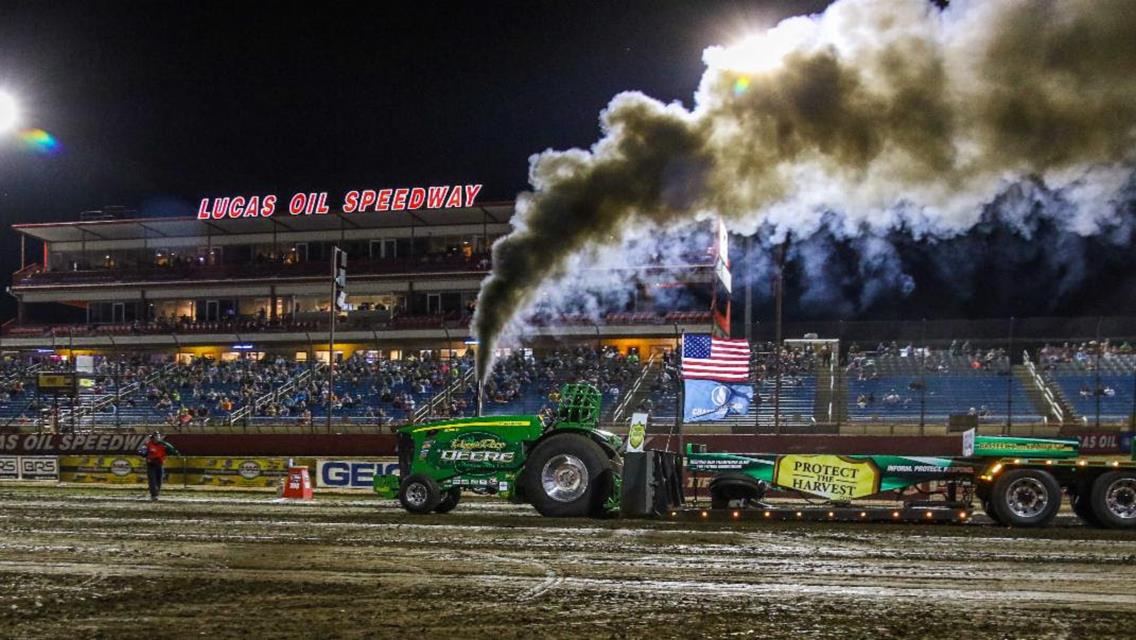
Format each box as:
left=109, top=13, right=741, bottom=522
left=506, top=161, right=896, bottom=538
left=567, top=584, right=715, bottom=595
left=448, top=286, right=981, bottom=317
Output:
left=709, top=474, right=766, bottom=510
left=1089, top=471, right=1136, bottom=530
left=990, top=469, right=1060, bottom=528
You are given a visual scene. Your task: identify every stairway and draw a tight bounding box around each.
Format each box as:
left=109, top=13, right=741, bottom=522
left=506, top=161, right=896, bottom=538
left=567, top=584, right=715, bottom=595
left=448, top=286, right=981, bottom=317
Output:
left=611, top=355, right=659, bottom=424
left=1013, top=364, right=1063, bottom=423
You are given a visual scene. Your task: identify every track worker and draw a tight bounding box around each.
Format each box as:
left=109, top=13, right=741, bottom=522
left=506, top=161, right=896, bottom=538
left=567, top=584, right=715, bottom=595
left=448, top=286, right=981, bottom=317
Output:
left=138, top=431, right=181, bottom=501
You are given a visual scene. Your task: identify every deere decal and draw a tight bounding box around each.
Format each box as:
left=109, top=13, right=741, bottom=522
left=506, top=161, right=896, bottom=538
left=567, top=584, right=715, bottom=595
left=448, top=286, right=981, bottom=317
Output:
left=773, top=455, right=880, bottom=500
left=439, top=432, right=515, bottom=466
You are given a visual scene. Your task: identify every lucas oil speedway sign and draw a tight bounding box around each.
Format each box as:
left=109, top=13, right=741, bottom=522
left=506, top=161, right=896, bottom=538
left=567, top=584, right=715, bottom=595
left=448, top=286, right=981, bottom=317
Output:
left=0, top=433, right=149, bottom=455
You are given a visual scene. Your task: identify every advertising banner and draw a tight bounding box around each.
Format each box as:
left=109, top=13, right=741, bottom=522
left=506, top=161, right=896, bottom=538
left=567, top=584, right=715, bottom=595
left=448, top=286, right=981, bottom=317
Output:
left=60, top=456, right=289, bottom=487
left=19, top=456, right=59, bottom=480
left=316, top=459, right=399, bottom=490
left=1067, top=431, right=1130, bottom=455
left=774, top=454, right=881, bottom=500
left=0, top=433, right=150, bottom=455
left=181, top=457, right=289, bottom=487
left=60, top=455, right=146, bottom=484
left=0, top=456, right=20, bottom=479
left=688, top=451, right=976, bottom=500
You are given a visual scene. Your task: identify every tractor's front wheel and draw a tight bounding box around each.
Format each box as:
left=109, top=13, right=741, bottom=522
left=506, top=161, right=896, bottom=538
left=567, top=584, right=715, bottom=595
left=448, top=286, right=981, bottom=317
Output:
left=434, top=487, right=462, bottom=514
left=399, top=474, right=441, bottom=514
left=523, top=433, right=613, bottom=517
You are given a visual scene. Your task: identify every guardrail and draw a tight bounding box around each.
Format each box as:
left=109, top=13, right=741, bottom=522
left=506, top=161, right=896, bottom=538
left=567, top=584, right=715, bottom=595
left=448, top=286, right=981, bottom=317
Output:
left=58, top=361, right=178, bottom=426
left=612, top=353, right=657, bottom=423
left=230, top=363, right=322, bottom=425
left=412, top=366, right=474, bottom=423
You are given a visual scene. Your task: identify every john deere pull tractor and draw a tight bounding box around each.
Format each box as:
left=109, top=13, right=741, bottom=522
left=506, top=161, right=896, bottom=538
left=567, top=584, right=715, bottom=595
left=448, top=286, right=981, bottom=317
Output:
left=375, top=383, right=627, bottom=517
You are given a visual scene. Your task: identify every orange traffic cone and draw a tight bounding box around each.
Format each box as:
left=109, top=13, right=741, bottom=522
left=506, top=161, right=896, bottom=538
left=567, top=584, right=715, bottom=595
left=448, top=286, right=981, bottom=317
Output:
left=281, top=466, right=313, bottom=500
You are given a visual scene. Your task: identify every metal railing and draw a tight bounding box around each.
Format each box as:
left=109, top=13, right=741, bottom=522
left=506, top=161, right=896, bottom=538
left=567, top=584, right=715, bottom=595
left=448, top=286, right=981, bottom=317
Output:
left=1023, top=351, right=1064, bottom=423
left=413, top=365, right=474, bottom=423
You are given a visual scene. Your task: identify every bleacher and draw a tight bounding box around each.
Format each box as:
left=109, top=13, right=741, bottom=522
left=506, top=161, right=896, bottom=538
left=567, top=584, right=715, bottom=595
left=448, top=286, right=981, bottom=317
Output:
left=1044, top=353, right=1135, bottom=422
left=304, top=355, right=472, bottom=423
left=479, top=347, right=642, bottom=419
left=846, top=351, right=1041, bottom=423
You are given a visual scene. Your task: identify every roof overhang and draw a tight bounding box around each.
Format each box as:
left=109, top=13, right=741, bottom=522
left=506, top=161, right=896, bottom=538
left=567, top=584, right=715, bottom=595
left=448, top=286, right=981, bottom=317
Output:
left=12, top=202, right=516, bottom=243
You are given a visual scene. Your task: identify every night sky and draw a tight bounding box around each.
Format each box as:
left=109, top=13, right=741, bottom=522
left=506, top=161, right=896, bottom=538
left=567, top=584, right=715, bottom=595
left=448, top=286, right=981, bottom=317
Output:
left=0, top=0, right=1131, bottom=326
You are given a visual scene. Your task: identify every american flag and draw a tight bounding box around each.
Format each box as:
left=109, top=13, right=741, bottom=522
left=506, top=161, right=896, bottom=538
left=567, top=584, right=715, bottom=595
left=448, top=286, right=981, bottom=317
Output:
left=681, top=334, right=751, bottom=382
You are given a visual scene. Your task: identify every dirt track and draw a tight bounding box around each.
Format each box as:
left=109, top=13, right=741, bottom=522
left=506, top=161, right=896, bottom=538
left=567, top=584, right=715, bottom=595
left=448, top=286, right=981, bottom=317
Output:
left=0, top=486, right=1133, bottom=639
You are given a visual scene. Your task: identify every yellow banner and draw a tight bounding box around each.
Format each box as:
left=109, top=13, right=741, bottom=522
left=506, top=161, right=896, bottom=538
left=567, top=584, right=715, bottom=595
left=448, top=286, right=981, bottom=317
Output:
left=59, top=455, right=146, bottom=484
left=59, top=456, right=297, bottom=487
left=179, top=457, right=289, bottom=487
left=773, top=454, right=880, bottom=500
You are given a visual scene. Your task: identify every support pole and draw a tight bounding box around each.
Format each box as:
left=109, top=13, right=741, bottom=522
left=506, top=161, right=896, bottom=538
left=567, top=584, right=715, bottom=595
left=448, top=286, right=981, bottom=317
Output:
left=1006, top=316, right=1015, bottom=434
left=327, top=248, right=337, bottom=433
left=669, top=325, right=684, bottom=454
left=773, top=240, right=788, bottom=435
left=69, top=329, right=76, bottom=434
left=919, top=319, right=927, bottom=436
left=1095, top=317, right=1103, bottom=429
left=744, top=235, right=753, bottom=343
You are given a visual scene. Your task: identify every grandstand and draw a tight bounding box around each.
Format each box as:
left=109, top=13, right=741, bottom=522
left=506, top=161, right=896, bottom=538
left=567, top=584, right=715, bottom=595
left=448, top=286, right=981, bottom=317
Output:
left=2, top=334, right=1133, bottom=433
left=0, top=206, right=1133, bottom=435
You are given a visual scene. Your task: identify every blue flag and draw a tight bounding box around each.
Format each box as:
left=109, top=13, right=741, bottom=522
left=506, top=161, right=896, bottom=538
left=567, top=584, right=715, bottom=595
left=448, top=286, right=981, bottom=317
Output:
left=683, top=379, right=753, bottom=422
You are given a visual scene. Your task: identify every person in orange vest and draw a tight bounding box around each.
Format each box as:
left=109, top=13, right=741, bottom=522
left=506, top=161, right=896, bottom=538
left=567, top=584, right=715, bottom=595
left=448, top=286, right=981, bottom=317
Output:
left=138, top=431, right=181, bottom=501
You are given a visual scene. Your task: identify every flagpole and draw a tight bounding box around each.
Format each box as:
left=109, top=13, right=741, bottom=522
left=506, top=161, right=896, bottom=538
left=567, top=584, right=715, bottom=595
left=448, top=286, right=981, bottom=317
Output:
left=668, top=326, right=684, bottom=455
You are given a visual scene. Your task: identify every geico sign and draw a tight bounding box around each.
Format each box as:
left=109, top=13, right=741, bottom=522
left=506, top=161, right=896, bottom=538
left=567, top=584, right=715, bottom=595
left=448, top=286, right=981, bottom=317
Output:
left=439, top=450, right=515, bottom=463
left=317, top=460, right=399, bottom=489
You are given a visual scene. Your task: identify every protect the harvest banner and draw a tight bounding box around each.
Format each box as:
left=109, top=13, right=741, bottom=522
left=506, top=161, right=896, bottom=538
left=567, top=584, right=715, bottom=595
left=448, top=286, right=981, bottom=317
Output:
left=773, top=455, right=880, bottom=500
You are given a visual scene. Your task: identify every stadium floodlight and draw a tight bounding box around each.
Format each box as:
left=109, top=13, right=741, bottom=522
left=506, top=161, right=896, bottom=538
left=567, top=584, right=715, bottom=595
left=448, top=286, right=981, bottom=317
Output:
left=707, top=19, right=813, bottom=76
left=0, top=91, right=18, bottom=133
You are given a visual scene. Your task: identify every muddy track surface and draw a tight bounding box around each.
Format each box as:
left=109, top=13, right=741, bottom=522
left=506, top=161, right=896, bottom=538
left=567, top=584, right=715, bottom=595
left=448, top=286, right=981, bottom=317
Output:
left=0, top=487, right=1133, bottom=639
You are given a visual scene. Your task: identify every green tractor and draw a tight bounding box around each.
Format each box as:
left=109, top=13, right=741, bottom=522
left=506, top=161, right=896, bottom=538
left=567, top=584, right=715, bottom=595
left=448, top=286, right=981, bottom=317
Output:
left=375, top=383, right=625, bottom=517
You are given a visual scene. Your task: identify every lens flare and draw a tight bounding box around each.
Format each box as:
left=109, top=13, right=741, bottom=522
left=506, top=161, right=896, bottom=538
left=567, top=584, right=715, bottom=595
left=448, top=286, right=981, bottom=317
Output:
left=18, top=128, right=60, bottom=155
left=732, top=75, right=751, bottom=96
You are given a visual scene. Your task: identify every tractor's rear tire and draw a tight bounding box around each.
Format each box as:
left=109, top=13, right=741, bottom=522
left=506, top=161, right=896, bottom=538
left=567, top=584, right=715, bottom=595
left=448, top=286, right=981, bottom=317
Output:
left=398, top=474, right=441, bottom=514
left=1089, top=471, right=1136, bottom=530
left=989, top=469, right=1061, bottom=528
left=434, top=487, right=462, bottom=514
left=523, top=433, right=612, bottom=518
left=1070, top=491, right=1103, bottom=528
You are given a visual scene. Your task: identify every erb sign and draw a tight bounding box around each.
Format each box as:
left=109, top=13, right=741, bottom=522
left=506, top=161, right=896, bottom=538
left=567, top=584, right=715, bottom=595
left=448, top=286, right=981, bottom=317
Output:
left=316, top=459, right=399, bottom=490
